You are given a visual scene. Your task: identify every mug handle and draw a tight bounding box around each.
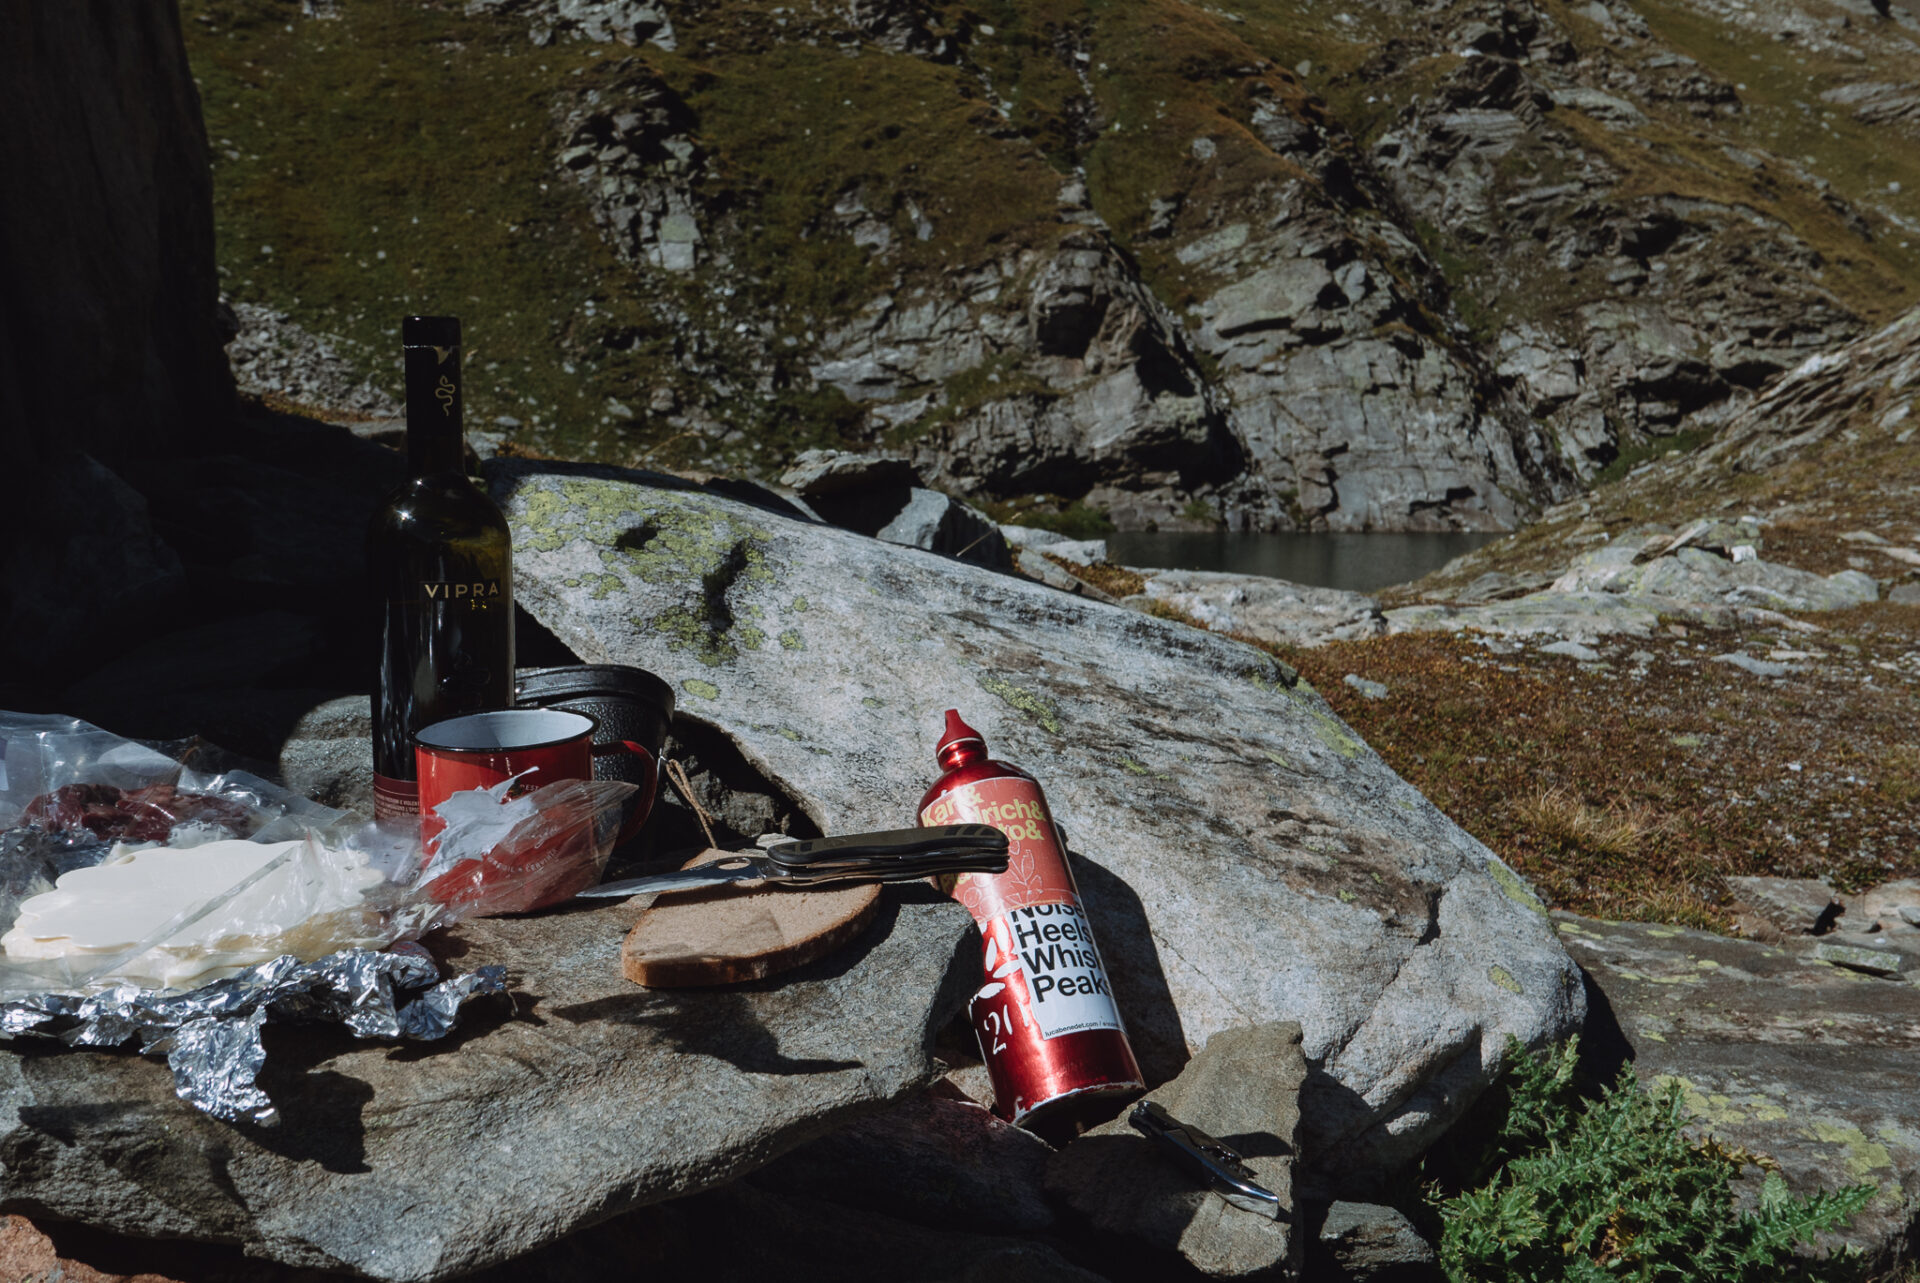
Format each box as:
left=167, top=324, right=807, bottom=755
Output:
left=592, top=740, right=653, bottom=759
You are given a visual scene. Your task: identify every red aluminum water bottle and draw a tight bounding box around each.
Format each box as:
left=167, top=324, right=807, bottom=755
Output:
left=918, top=709, right=1144, bottom=1128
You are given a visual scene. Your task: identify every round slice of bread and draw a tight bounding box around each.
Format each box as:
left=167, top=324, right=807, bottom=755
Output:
left=620, top=849, right=882, bottom=987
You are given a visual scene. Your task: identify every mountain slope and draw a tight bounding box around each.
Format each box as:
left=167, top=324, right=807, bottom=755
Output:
left=184, top=0, right=1920, bottom=530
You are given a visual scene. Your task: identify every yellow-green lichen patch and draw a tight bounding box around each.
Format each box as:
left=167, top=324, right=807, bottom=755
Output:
left=861, top=695, right=885, bottom=708
left=1638, top=970, right=1707, bottom=987
left=1652, top=1074, right=1738, bottom=1126
left=778, top=629, right=805, bottom=651
left=977, top=673, right=1063, bottom=735
left=1803, top=1120, right=1896, bottom=1196
left=515, top=485, right=788, bottom=667
left=1261, top=749, right=1291, bottom=769
left=682, top=678, right=720, bottom=701
left=581, top=572, right=624, bottom=600
left=790, top=597, right=809, bottom=612
left=1118, top=756, right=1150, bottom=776
left=512, top=486, right=579, bottom=555
left=1484, top=859, right=1548, bottom=916
left=1488, top=965, right=1523, bottom=994
left=650, top=605, right=742, bottom=668
left=1311, top=710, right=1367, bottom=760
left=1238, top=651, right=1300, bottom=693
left=611, top=495, right=778, bottom=589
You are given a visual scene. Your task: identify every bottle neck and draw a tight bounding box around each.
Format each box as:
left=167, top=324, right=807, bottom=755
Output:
left=938, top=740, right=987, bottom=773
left=403, top=338, right=465, bottom=478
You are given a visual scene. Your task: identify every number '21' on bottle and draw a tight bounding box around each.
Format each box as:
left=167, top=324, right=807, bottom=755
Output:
left=368, top=315, right=515, bottom=820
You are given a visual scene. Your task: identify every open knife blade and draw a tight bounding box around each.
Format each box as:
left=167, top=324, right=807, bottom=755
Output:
left=576, top=824, right=1009, bottom=899
left=1129, top=1099, right=1284, bottom=1220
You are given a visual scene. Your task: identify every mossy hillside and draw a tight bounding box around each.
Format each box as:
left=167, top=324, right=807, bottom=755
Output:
left=1390, top=319, right=1919, bottom=600
left=657, top=28, right=1073, bottom=469
left=1465, top=0, right=1917, bottom=332
left=187, top=0, right=1075, bottom=471
left=663, top=31, right=1065, bottom=316
left=931, top=0, right=1427, bottom=311
left=1064, top=1, right=1499, bottom=390
left=1082, top=2, right=1345, bottom=302
left=1546, top=98, right=1917, bottom=326
left=933, top=0, right=1092, bottom=170
left=185, top=1, right=657, bottom=453
left=188, top=0, right=1920, bottom=501
left=1624, top=0, right=1920, bottom=315
left=1231, top=0, right=1920, bottom=371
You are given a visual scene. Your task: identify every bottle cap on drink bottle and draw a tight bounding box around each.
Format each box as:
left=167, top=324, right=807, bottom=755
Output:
left=936, top=709, right=987, bottom=771
left=403, top=315, right=461, bottom=347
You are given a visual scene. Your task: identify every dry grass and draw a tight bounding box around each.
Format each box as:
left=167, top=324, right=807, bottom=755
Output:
left=1286, top=605, right=1920, bottom=930
left=1876, top=745, right=1920, bottom=808
left=1511, top=787, right=1674, bottom=860
left=1043, top=555, right=1146, bottom=599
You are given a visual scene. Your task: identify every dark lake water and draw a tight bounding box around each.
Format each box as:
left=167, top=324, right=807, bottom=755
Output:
left=1105, top=531, right=1508, bottom=593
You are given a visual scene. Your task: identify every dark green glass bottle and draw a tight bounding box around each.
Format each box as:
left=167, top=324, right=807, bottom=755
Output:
left=368, top=315, right=515, bottom=819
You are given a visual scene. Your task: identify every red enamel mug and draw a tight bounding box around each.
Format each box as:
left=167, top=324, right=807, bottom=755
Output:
left=414, top=709, right=642, bottom=851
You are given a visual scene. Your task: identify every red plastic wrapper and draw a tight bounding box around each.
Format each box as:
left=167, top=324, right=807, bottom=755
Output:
left=413, top=774, right=632, bottom=917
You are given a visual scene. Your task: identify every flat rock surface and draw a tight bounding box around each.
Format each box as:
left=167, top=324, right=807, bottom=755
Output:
left=1125, top=569, right=1386, bottom=649
left=1557, top=912, right=1920, bottom=1265
left=1313, top=1201, right=1436, bottom=1279
left=497, top=462, right=1585, bottom=1186
left=0, top=888, right=978, bottom=1281
left=752, top=1085, right=1057, bottom=1232
left=1047, top=1022, right=1306, bottom=1278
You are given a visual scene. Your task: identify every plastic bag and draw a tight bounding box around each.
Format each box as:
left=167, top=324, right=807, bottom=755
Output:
left=0, top=712, right=635, bottom=998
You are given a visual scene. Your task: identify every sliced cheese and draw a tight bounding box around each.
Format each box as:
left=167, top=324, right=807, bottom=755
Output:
left=2, top=837, right=389, bottom=990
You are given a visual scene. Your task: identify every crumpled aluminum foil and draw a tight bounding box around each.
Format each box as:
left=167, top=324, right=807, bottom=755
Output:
left=0, top=946, right=506, bottom=1124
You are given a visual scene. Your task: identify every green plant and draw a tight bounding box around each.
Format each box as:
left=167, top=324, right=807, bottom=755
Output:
left=1432, top=1038, right=1873, bottom=1282
left=1592, top=424, right=1720, bottom=488
left=982, top=497, right=1116, bottom=540
left=1182, top=497, right=1221, bottom=525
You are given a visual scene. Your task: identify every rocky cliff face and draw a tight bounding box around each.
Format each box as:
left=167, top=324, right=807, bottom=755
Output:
left=184, top=0, right=1918, bottom=530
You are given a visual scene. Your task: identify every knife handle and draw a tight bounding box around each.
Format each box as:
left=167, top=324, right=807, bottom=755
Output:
left=776, top=845, right=1010, bottom=887
left=767, top=824, right=1007, bottom=867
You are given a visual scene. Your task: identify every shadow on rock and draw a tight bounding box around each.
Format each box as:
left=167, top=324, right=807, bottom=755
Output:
left=244, top=1027, right=375, bottom=1174
left=1069, top=848, right=1188, bottom=1086
left=1573, top=963, right=1634, bottom=1093
left=549, top=989, right=862, bottom=1075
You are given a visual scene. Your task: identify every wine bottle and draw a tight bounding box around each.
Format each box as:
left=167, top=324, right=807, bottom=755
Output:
left=368, top=315, right=516, bottom=820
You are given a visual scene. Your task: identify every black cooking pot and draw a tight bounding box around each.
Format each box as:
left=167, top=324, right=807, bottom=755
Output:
left=515, top=665, right=674, bottom=846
